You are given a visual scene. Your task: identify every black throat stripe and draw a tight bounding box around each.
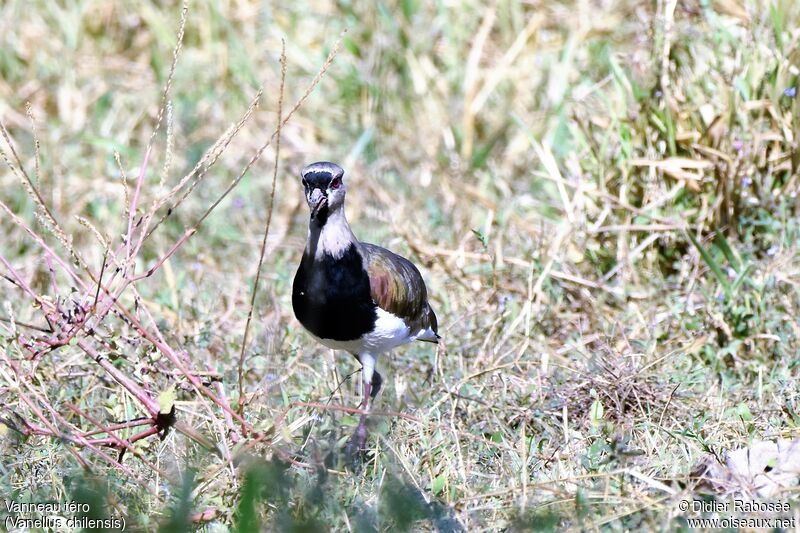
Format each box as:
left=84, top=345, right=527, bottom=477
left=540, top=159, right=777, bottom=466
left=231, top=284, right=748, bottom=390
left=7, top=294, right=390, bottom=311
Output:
left=311, top=203, right=329, bottom=226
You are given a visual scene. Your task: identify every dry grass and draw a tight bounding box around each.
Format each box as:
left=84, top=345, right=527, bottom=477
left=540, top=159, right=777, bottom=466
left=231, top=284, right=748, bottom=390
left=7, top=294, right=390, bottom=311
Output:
left=2, top=0, right=800, bottom=530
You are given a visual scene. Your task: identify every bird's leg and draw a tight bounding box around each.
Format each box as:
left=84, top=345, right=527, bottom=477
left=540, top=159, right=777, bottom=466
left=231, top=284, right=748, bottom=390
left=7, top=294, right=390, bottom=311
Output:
left=347, top=353, right=376, bottom=455
left=349, top=383, right=371, bottom=453
left=359, top=381, right=372, bottom=410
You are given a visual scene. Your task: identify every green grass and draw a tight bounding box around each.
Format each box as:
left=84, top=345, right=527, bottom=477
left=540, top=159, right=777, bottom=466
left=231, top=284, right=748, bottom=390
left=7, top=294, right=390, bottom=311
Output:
left=2, top=0, right=800, bottom=531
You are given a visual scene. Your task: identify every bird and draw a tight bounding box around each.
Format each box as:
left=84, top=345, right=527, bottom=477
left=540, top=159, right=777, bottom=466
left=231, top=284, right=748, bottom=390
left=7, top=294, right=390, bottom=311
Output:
left=292, top=161, right=439, bottom=454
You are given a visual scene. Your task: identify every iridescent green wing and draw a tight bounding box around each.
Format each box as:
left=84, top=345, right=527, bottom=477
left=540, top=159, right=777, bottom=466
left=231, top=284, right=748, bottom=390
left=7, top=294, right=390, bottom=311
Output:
left=361, top=243, right=437, bottom=336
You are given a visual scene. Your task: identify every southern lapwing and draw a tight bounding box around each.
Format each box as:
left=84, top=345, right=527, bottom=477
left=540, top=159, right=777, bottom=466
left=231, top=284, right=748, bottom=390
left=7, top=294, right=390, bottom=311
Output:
left=292, top=161, right=439, bottom=454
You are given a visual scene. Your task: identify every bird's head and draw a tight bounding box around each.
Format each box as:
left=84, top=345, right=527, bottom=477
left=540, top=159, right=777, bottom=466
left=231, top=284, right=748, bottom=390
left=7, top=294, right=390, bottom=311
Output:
left=301, top=161, right=346, bottom=224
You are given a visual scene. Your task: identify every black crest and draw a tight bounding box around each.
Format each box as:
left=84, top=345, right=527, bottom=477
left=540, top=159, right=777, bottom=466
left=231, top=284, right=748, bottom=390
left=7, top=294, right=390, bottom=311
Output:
left=302, top=161, right=344, bottom=189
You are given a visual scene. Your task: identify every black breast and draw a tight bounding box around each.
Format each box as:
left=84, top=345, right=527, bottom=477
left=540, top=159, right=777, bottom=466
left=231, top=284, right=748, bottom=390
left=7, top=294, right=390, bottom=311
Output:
left=292, top=243, right=377, bottom=341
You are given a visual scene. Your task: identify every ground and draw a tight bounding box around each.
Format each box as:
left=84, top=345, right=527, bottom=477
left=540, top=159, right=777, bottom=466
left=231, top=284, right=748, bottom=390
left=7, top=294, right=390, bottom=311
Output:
left=1, top=0, right=800, bottom=531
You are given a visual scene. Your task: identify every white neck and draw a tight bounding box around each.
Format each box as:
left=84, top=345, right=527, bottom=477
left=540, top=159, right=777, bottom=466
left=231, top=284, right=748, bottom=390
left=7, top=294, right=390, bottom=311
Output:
left=307, top=207, right=357, bottom=259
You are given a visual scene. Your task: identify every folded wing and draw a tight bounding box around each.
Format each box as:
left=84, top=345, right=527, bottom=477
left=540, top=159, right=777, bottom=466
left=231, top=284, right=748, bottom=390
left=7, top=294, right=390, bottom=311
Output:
left=361, top=243, right=438, bottom=342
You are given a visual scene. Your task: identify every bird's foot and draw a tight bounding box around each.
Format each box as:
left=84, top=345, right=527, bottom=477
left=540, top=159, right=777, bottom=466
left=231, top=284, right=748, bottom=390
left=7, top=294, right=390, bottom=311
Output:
left=344, top=420, right=369, bottom=462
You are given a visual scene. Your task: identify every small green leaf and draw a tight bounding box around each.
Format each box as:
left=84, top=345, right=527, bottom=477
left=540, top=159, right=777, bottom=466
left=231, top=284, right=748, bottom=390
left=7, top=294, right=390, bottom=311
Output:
left=158, top=385, right=176, bottom=415
left=431, top=474, right=446, bottom=495
left=576, top=488, right=590, bottom=519
left=713, top=233, right=741, bottom=272
left=471, top=228, right=488, bottom=248
left=589, top=399, right=604, bottom=426
left=341, top=415, right=358, bottom=427
left=686, top=231, right=731, bottom=299
left=736, top=402, right=753, bottom=422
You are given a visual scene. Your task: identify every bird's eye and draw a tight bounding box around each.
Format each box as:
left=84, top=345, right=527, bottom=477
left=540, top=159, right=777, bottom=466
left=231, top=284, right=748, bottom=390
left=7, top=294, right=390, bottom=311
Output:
left=330, top=176, right=342, bottom=189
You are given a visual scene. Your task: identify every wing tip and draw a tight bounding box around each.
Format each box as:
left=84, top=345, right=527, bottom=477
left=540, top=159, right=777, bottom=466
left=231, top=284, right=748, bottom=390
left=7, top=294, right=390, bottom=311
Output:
left=416, top=329, right=440, bottom=344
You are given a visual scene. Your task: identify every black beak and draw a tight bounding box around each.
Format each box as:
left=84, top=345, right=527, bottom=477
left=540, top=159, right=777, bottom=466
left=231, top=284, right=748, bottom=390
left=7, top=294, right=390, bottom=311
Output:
left=308, top=188, right=328, bottom=219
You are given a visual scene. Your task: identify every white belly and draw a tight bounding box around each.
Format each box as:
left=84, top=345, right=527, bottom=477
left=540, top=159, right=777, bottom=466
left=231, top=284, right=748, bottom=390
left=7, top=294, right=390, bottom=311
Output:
left=312, top=308, right=412, bottom=355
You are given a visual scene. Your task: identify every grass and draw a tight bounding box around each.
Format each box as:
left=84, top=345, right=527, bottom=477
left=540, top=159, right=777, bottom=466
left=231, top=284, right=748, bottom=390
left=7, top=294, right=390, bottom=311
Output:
left=2, top=0, right=800, bottom=530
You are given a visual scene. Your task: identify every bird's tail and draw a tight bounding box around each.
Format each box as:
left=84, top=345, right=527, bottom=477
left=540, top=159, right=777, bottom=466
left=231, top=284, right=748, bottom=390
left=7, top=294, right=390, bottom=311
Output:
left=416, top=303, right=439, bottom=343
